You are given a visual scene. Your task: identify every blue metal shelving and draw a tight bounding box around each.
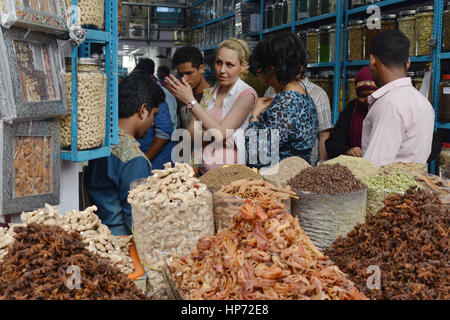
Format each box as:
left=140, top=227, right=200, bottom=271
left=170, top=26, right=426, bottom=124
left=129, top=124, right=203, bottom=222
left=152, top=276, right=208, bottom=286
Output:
left=441, top=52, right=450, bottom=60
left=61, top=0, right=119, bottom=162
left=191, top=12, right=235, bottom=30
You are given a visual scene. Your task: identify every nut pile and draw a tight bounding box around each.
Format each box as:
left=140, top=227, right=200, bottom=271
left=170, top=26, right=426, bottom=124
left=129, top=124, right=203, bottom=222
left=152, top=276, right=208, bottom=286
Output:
left=326, top=188, right=449, bottom=300
left=324, top=155, right=379, bottom=181
left=199, top=164, right=262, bottom=190
left=168, top=198, right=367, bottom=300
left=61, top=65, right=107, bottom=150
left=14, top=136, right=52, bottom=198
left=20, top=204, right=134, bottom=274
left=0, top=223, right=147, bottom=300
left=66, top=0, right=105, bottom=29
left=361, top=173, right=422, bottom=215
left=288, top=164, right=366, bottom=194
left=128, top=163, right=214, bottom=299
left=260, top=156, right=311, bottom=186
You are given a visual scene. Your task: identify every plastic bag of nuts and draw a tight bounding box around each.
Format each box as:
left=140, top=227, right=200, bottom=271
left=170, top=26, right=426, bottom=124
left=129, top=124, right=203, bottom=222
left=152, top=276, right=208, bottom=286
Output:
left=128, top=163, right=214, bottom=299
left=61, top=58, right=107, bottom=150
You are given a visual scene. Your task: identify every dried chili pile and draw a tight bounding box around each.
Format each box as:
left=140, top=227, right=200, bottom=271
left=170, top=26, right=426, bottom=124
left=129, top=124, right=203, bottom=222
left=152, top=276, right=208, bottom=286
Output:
left=325, top=188, right=449, bottom=300
left=288, top=164, right=366, bottom=194
left=0, top=223, right=147, bottom=300
left=168, top=197, right=367, bottom=300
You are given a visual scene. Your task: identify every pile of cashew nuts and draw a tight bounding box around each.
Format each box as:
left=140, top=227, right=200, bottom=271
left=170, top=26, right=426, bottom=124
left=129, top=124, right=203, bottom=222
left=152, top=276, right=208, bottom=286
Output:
left=128, top=163, right=214, bottom=299
left=0, top=226, right=16, bottom=262
left=19, top=204, right=134, bottom=274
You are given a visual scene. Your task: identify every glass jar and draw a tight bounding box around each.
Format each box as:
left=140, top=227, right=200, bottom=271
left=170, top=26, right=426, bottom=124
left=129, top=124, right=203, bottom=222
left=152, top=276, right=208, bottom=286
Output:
left=282, top=0, right=289, bottom=24
left=329, top=25, right=336, bottom=61
left=439, top=143, right=450, bottom=170
left=265, top=5, right=274, bottom=29
left=439, top=75, right=450, bottom=123
left=350, top=0, right=364, bottom=9
left=297, top=30, right=307, bottom=46
left=364, top=17, right=380, bottom=60
left=320, top=70, right=334, bottom=102
left=320, top=0, right=330, bottom=15
left=346, top=70, right=358, bottom=104
left=414, top=71, right=425, bottom=91
left=381, top=14, right=398, bottom=32
left=308, top=0, right=319, bottom=18
left=348, top=19, right=364, bottom=61
left=297, top=0, right=309, bottom=19
left=319, top=25, right=332, bottom=62
left=286, top=0, right=294, bottom=23
left=416, top=6, right=434, bottom=56
left=62, top=58, right=107, bottom=150
left=274, top=3, right=284, bottom=26
left=399, top=10, right=417, bottom=57
left=330, top=0, right=337, bottom=12
left=443, top=2, right=450, bottom=52
left=307, top=28, right=319, bottom=63
left=72, top=0, right=105, bottom=29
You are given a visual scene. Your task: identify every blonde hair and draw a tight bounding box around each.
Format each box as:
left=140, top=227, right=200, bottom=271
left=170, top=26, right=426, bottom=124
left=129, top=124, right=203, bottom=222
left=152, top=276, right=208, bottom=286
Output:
left=218, top=38, right=250, bottom=65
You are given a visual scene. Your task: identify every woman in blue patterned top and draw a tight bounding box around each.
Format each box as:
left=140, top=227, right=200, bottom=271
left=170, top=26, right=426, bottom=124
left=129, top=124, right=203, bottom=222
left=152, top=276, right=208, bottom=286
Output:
left=245, top=31, right=319, bottom=169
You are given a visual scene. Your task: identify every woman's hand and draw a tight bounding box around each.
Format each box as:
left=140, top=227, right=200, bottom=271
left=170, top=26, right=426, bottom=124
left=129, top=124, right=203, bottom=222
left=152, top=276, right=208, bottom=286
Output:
left=252, top=97, right=274, bottom=117
left=346, top=147, right=363, bottom=158
left=165, top=74, right=195, bottom=104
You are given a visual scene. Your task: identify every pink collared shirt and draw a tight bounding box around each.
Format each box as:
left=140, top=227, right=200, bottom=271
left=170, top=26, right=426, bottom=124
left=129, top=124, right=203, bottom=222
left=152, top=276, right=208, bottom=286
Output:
left=362, top=77, right=435, bottom=167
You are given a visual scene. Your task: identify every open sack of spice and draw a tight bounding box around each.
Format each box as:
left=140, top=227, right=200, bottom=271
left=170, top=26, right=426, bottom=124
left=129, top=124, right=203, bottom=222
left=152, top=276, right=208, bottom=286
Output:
left=213, top=179, right=298, bottom=231
left=326, top=187, right=449, bottom=300
left=287, top=164, right=368, bottom=250
left=128, top=163, right=214, bottom=299
left=167, top=197, right=367, bottom=300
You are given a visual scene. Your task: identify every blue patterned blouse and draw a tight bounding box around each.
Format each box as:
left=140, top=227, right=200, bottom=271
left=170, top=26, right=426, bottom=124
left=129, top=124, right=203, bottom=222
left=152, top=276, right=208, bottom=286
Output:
left=245, top=90, right=319, bottom=169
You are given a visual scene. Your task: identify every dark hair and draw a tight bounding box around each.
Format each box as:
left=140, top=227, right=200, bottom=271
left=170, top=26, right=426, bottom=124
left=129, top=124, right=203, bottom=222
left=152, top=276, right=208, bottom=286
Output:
left=118, top=74, right=165, bottom=118
left=157, top=65, right=170, bottom=77
left=249, top=31, right=307, bottom=86
left=172, top=46, right=204, bottom=69
left=134, top=58, right=155, bottom=75
left=369, top=30, right=410, bottom=68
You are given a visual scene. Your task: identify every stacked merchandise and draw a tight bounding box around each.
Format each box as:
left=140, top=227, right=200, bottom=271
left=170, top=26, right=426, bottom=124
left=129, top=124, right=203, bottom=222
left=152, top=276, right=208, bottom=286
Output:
left=234, top=0, right=260, bottom=36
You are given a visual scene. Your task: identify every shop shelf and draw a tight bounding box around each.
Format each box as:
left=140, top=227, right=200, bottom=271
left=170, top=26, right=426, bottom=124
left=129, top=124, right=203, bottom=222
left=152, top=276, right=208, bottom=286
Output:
left=441, top=52, right=450, bottom=60
left=347, top=0, right=410, bottom=15
left=294, top=12, right=337, bottom=26
left=191, top=12, right=235, bottom=30
left=437, top=122, right=450, bottom=130
left=263, top=23, right=293, bottom=34
left=308, top=62, right=336, bottom=68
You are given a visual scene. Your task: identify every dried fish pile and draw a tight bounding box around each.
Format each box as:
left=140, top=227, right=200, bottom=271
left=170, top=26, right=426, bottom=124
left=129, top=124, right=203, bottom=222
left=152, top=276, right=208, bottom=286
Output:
left=20, top=204, right=134, bottom=274
left=326, top=188, right=449, bottom=300
left=214, top=179, right=298, bottom=230
left=199, top=164, right=262, bottom=190
left=168, top=198, right=367, bottom=300
left=0, top=223, right=147, bottom=300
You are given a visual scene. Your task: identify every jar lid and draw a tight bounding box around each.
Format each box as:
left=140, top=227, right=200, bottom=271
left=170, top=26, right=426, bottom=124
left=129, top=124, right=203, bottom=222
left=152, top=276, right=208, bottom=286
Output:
left=381, top=14, right=397, bottom=20
left=274, top=3, right=283, bottom=8
left=349, top=19, right=364, bottom=26
left=416, top=6, right=433, bottom=13
left=399, top=10, right=416, bottom=17
left=307, top=28, right=320, bottom=33
left=266, top=4, right=274, bottom=9
left=319, top=25, right=333, bottom=30
left=442, top=74, right=450, bottom=80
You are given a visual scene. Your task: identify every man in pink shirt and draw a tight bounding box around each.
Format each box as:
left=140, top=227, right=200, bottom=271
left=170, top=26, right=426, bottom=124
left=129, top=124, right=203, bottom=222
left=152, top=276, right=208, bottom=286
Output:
left=362, top=30, right=435, bottom=167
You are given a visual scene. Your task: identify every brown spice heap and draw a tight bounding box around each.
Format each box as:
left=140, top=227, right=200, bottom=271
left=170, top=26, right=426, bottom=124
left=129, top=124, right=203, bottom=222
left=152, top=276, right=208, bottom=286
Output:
left=325, top=188, right=449, bottom=300
left=0, top=223, right=147, bottom=300
left=288, top=164, right=366, bottom=194
left=199, top=164, right=262, bottom=190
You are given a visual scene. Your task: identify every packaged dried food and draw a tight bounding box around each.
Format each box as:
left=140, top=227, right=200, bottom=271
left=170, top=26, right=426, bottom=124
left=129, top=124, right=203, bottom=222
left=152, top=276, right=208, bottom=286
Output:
left=348, top=19, right=364, bottom=61
left=64, top=0, right=104, bottom=29
left=415, top=6, right=434, bottom=56
left=381, top=14, right=397, bottom=32
left=0, top=120, right=60, bottom=214
left=61, top=57, right=107, bottom=150
left=307, top=28, right=319, bottom=63
left=438, top=74, right=450, bottom=123
left=0, top=27, right=67, bottom=121
left=399, top=10, right=416, bottom=56
left=0, top=0, right=67, bottom=34
left=443, top=2, right=450, bottom=52
left=364, top=17, right=380, bottom=60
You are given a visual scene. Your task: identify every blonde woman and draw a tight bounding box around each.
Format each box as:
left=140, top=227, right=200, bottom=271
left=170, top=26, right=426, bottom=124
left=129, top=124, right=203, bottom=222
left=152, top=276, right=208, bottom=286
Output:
left=166, top=38, right=257, bottom=174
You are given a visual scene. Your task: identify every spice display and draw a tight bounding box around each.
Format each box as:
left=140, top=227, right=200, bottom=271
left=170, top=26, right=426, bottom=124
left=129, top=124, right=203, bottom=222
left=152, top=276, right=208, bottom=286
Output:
left=288, top=164, right=366, bottom=194
left=214, top=179, right=297, bottom=230
left=361, top=173, right=422, bottom=215
left=319, top=25, right=332, bottom=63
left=415, top=6, right=434, bottom=56
left=168, top=198, right=367, bottom=300
left=348, top=20, right=364, bottom=61
left=380, top=14, right=398, bottom=32
left=307, top=28, right=319, bottom=63
left=399, top=10, right=417, bottom=56
left=20, top=204, right=134, bottom=274
left=438, top=75, right=450, bottom=123
left=443, top=3, right=450, bottom=52
left=0, top=223, right=147, bottom=300
left=14, top=41, right=60, bottom=103
left=326, top=188, right=449, bottom=300
left=14, top=136, right=53, bottom=198
left=128, top=163, right=214, bottom=298
left=199, top=164, right=262, bottom=190
left=66, top=0, right=105, bottom=29
left=324, top=155, right=379, bottom=180
left=61, top=58, right=107, bottom=150
left=260, top=156, right=311, bottom=186
left=364, top=18, right=380, bottom=60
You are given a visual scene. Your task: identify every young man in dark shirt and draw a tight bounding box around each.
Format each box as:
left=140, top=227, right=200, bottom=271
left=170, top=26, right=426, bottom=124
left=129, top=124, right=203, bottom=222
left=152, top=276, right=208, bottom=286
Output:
left=172, top=46, right=210, bottom=129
